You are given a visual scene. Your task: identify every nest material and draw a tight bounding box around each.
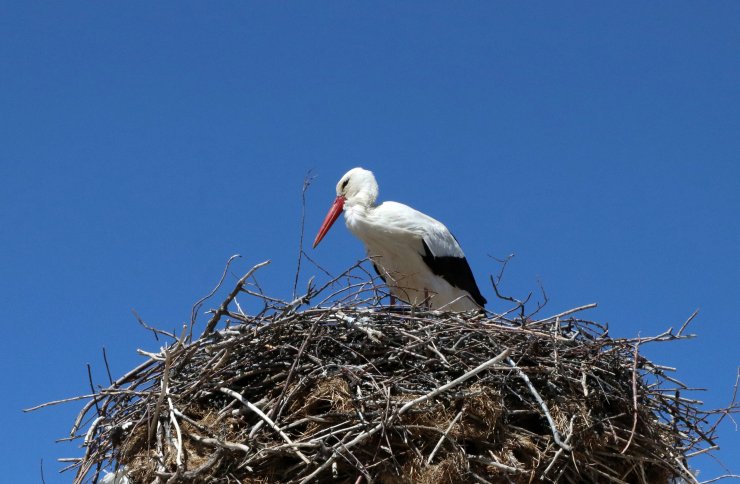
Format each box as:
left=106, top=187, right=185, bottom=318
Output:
left=50, top=262, right=731, bottom=483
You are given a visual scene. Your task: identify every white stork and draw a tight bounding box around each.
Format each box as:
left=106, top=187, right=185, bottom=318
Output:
left=312, top=167, right=487, bottom=312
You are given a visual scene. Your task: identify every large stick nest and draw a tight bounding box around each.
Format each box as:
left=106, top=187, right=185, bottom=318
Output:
left=43, top=260, right=735, bottom=483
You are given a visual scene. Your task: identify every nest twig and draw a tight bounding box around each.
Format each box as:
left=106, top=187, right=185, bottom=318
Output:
left=29, top=260, right=739, bottom=483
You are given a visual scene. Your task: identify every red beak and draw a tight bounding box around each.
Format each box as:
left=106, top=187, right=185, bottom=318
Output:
left=313, top=196, right=346, bottom=248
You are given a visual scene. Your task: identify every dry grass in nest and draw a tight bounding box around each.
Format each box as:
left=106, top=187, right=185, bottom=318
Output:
left=29, top=259, right=738, bottom=483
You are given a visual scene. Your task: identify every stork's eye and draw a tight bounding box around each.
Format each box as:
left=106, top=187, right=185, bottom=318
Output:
left=341, top=179, right=349, bottom=190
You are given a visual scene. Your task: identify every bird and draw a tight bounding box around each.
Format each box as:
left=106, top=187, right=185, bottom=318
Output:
left=312, top=167, right=487, bottom=312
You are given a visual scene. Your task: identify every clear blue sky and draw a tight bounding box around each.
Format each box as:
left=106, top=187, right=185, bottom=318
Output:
left=2, top=2, right=738, bottom=481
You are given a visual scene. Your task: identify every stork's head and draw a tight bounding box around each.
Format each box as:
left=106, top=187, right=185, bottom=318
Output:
left=313, top=167, right=379, bottom=248
left=336, top=167, right=379, bottom=205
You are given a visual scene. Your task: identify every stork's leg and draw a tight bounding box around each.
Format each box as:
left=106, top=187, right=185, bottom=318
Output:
left=390, top=294, right=396, bottom=307
left=424, top=289, right=431, bottom=310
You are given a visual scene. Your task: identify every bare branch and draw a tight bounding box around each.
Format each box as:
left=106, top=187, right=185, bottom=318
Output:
left=189, top=254, right=242, bottom=339
left=200, top=260, right=271, bottom=337
left=293, top=171, right=315, bottom=299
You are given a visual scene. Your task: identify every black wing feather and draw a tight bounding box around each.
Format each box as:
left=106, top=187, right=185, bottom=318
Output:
left=421, top=239, right=487, bottom=307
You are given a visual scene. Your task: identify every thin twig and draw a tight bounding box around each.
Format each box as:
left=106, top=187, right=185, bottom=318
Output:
left=426, top=409, right=463, bottom=464
left=220, top=387, right=310, bottom=464
left=148, top=349, right=172, bottom=444
left=102, top=347, right=113, bottom=385
left=200, top=260, right=271, bottom=337
left=621, top=341, right=640, bottom=454
left=399, top=349, right=511, bottom=415
left=293, top=171, right=314, bottom=299
left=168, top=397, right=183, bottom=468
left=506, top=357, right=572, bottom=452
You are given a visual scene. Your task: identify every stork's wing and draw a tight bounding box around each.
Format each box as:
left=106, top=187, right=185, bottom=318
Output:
left=420, top=237, right=487, bottom=307
left=375, top=202, right=486, bottom=307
